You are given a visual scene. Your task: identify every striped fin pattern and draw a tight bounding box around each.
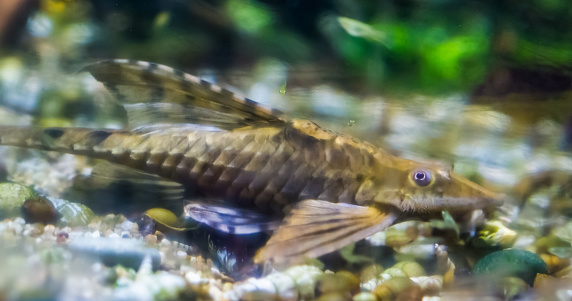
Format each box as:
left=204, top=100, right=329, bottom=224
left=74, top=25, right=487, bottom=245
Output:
left=185, top=201, right=281, bottom=234
left=81, top=59, right=286, bottom=129
left=254, top=199, right=398, bottom=263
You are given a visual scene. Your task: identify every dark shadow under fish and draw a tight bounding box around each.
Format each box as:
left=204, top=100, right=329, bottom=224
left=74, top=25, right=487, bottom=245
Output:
left=0, top=59, right=504, bottom=263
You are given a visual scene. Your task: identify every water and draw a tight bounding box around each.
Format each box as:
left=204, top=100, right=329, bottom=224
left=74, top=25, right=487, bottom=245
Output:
left=1, top=0, right=572, bottom=300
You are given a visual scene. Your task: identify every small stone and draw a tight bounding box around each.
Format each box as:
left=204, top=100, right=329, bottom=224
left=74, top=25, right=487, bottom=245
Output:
left=318, top=271, right=359, bottom=295
left=160, top=238, right=171, bottom=247
left=155, top=231, right=165, bottom=243
left=21, top=196, right=59, bottom=224
left=411, top=275, right=443, bottom=295
left=222, top=282, right=233, bottom=292
left=56, top=200, right=95, bottom=227
left=316, top=292, right=347, bottom=301
left=44, top=224, right=56, bottom=235
left=373, top=277, right=422, bottom=301
left=0, top=183, right=39, bottom=219
left=381, top=267, right=407, bottom=279
left=540, top=254, right=569, bottom=274
left=473, top=249, right=548, bottom=285
left=176, top=250, right=187, bottom=258
left=103, top=214, right=116, bottom=223
left=11, top=221, right=23, bottom=234
left=393, top=261, right=426, bottom=277
left=120, top=220, right=133, bottom=231
left=145, top=234, right=158, bottom=245
left=502, top=277, right=529, bottom=300
left=284, top=265, right=325, bottom=300
left=56, top=231, right=69, bottom=243
left=24, top=223, right=44, bottom=237
left=353, top=292, right=377, bottom=301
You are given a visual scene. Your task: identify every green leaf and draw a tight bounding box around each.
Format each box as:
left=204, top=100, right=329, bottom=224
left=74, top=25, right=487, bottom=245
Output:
left=429, top=211, right=460, bottom=236
left=339, top=243, right=374, bottom=264
left=338, top=17, right=386, bottom=44
left=548, top=246, right=572, bottom=258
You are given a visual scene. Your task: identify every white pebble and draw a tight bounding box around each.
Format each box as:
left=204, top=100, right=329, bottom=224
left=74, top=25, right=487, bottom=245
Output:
left=44, top=224, right=56, bottom=235
left=11, top=222, right=23, bottom=234
left=176, top=250, right=187, bottom=258
left=120, top=220, right=134, bottom=231
left=185, top=271, right=204, bottom=284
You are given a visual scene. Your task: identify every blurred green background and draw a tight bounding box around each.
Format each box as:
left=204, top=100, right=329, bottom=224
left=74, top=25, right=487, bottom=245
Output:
left=2, top=0, right=572, bottom=95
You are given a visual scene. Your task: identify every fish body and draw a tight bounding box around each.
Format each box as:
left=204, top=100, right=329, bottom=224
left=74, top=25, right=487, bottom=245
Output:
left=0, top=60, right=504, bottom=263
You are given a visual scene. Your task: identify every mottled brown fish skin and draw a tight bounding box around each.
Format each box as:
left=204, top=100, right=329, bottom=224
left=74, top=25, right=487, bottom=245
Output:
left=0, top=119, right=385, bottom=213
left=0, top=114, right=503, bottom=217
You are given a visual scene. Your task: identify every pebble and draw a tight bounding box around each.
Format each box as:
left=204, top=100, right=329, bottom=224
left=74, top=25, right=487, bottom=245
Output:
left=160, top=238, right=171, bottom=247
left=23, top=223, right=44, bottom=237
left=318, top=271, right=360, bottom=295
left=373, top=277, right=422, bottom=301
left=144, top=234, right=157, bottom=245
left=44, top=224, right=55, bottom=235
left=56, top=231, right=69, bottom=243
left=411, top=276, right=443, bottom=294
left=21, top=196, right=59, bottom=224
left=353, top=292, right=377, bottom=301
left=68, top=237, right=161, bottom=271
left=50, top=198, right=95, bottom=227
left=11, top=220, right=24, bottom=234
left=176, top=250, right=187, bottom=258
left=0, top=183, right=39, bottom=219
left=120, top=220, right=134, bottom=231
left=473, top=249, right=548, bottom=285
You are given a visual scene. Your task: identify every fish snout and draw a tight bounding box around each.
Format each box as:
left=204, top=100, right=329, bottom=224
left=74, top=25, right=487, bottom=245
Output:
left=451, top=173, right=505, bottom=209
left=488, top=192, right=506, bottom=207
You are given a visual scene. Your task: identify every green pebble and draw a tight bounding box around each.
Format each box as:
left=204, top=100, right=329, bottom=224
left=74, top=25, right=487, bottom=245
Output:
left=381, top=267, right=407, bottom=278
left=285, top=265, right=324, bottom=300
left=393, top=261, right=426, bottom=277
left=56, top=201, right=95, bottom=227
left=0, top=183, right=38, bottom=219
left=473, top=249, right=547, bottom=285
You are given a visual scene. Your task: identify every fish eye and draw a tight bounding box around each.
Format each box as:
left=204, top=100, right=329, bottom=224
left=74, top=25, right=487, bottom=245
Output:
left=411, top=170, right=432, bottom=187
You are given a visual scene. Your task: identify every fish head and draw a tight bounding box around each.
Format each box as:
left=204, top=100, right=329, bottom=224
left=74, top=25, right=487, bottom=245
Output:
left=373, top=158, right=504, bottom=213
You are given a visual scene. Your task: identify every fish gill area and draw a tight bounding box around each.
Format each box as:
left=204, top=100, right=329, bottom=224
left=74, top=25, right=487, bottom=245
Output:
left=1, top=1, right=572, bottom=300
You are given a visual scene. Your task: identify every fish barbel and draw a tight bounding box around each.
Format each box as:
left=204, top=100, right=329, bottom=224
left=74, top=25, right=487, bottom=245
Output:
left=0, top=60, right=504, bottom=263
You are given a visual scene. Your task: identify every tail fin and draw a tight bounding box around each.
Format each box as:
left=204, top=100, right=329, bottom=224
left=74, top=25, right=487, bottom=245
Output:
left=0, top=126, right=133, bottom=161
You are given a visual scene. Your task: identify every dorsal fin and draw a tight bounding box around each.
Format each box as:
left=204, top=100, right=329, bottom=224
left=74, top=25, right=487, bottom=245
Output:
left=80, top=59, right=286, bottom=129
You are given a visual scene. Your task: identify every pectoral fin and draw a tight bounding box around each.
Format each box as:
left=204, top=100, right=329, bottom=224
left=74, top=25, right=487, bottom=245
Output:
left=254, top=199, right=398, bottom=264
left=78, top=161, right=184, bottom=213
left=184, top=200, right=282, bottom=234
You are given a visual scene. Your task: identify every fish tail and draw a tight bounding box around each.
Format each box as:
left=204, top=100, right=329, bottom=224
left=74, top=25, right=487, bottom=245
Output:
left=0, top=126, right=135, bottom=162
